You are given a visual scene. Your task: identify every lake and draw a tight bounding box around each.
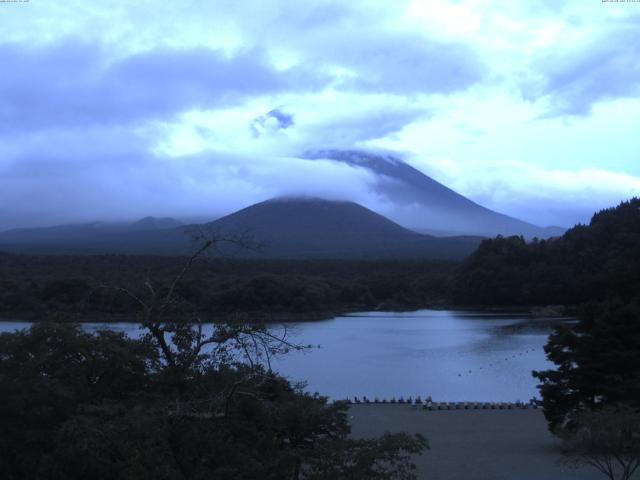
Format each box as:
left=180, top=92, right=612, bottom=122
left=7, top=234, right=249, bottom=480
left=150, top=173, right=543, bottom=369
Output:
left=0, top=309, right=564, bottom=402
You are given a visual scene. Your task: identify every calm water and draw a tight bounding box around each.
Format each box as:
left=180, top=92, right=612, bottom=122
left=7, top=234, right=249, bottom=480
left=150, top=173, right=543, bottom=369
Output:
left=0, top=310, right=564, bottom=402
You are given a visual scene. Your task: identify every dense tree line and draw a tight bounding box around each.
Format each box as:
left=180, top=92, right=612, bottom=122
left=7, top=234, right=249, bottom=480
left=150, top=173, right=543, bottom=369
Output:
left=453, top=198, right=640, bottom=307
left=3, top=198, right=638, bottom=319
left=0, top=256, right=455, bottom=320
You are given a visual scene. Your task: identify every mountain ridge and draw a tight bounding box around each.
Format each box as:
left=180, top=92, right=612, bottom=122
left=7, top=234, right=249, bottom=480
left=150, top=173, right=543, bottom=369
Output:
left=0, top=198, right=482, bottom=259
left=304, top=149, right=565, bottom=238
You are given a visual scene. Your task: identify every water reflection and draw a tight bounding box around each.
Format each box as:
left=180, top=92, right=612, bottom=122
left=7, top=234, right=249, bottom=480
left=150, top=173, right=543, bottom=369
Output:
left=0, top=310, right=568, bottom=402
left=268, top=310, right=565, bottom=402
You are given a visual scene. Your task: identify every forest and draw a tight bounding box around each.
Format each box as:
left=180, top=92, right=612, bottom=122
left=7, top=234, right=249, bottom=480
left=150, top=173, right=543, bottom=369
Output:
left=0, top=255, right=455, bottom=321
left=1, top=198, right=639, bottom=479
left=453, top=198, right=640, bottom=307
left=2, top=199, right=638, bottom=320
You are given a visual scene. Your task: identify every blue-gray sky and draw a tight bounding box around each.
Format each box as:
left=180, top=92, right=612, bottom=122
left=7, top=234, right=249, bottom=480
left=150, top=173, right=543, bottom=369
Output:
left=1, top=0, right=639, bottom=230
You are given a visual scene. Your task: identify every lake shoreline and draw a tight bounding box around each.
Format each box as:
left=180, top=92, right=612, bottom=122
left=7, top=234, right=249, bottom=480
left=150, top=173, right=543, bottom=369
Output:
left=0, top=303, right=572, bottom=324
left=2, top=309, right=561, bottom=402
left=0, top=310, right=348, bottom=324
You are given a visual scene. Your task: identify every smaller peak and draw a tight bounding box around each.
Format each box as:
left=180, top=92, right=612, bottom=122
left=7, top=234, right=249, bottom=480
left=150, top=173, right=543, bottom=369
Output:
left=135, top=216, right=156, bottom=223
left=265, top=196, right=353, bottom=205
left=132, top=216, right=183, bottom=229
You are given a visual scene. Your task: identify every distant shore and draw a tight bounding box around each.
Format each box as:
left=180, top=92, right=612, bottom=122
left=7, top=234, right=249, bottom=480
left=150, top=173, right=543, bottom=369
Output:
left=349, top=405, right=599, bottom=480
left=0, top=309, right=345, bottom=324
left=0, top=304, right=574, bottom=324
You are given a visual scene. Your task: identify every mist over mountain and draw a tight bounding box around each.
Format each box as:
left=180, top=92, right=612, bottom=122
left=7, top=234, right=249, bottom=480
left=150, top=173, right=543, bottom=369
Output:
left=0, top=149, right=567, bottom=253
left=0, top=199, right=481, bottom=259
left=304, top=150, right=565, bottom=239
left=130, top=217, right=184, bottom=231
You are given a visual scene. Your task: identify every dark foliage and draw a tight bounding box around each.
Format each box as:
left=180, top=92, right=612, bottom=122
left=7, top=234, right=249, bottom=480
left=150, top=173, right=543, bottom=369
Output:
left=0, top=323, right=427, bottom=479
left=453, top=198, right=640, bottom=306
left=513, top=199, right=640, bottom=436
left=0, top=256, right=455, bottom=320
left=448, top=198, right=640, bottom=438
left=533, top=301, right=640, bottom=430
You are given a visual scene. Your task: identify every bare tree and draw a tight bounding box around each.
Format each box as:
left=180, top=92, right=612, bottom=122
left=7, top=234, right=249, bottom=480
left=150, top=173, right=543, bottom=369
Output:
left=95, top=230, right=308, bottom=378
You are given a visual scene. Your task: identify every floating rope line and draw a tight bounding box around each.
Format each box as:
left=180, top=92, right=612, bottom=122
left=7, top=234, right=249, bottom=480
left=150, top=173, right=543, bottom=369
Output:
left=454, top=347, right=539, bottom=378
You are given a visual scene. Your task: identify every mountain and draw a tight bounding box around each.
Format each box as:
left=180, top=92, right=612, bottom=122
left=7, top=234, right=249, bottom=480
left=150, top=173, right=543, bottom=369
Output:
left=0, top=199, right=481, bottom=259
left=304, top=149, right=565, bottom=238
left=0, top=217, right=185, bottom=255
left=202, top=197, right=481, bottom=259
left=130, top=217, right=183, bottom=231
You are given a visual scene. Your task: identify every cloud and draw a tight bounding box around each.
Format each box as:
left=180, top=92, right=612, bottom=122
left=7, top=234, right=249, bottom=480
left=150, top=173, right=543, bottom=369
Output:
left=0, top=124, right=385, bottom=230
left=154, top=92, right=429, bottom=159
left=0, top=0, right=637, bottom=231
left=331, top=32, right=485, bottom=94
left=288, top=97, right=429, bottom=151
left=409, top=156, right=640, bottom=227
left=531, top=16, right=640, bottom=116
left=250, top=108, right=295, bottom=138
left=0, top=40, right=329, bottom=133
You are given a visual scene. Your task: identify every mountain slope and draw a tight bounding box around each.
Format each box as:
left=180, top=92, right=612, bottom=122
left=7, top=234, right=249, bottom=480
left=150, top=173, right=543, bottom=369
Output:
left=0, top=217, right=186, bottom=255
left=304, top=149, right=564, bottom=238
left=0, top=199, right=482, bottom=259
left=130, top=217, right=183, bottom=231
left=205, top=197, right=482, bottom=259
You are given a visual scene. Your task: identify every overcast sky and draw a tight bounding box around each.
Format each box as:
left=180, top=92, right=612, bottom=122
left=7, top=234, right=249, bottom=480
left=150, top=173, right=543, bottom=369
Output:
left=1, top=0, right=639, bottom=230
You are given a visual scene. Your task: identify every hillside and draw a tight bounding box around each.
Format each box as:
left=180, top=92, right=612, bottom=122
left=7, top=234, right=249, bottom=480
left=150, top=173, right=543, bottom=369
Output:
left=305, top=150, right=565, bottom=238
left=0, top=217, right=188, bottom=255
left=205, top=197, right=482, bottom=259
left=0, top=198, right=482, bottom=259
left=452, top=198, right=640, bottom=305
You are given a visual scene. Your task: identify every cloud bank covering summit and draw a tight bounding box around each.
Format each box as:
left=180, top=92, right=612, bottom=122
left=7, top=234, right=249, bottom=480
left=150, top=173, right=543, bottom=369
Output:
left=0, top=0, right=639, bottom=231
